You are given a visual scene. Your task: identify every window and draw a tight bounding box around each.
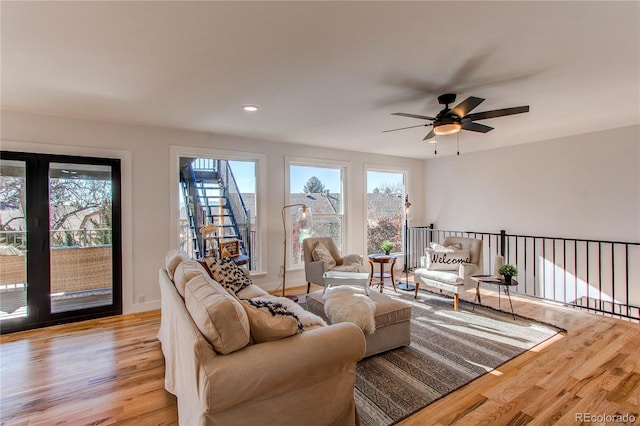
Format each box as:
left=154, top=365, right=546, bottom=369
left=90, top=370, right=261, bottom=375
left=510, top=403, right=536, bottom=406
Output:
left=366, top=169, right=406, bottom=255
left=172, top=147, right=264, bottom=273
left=287, top=160, right=346, bottom=268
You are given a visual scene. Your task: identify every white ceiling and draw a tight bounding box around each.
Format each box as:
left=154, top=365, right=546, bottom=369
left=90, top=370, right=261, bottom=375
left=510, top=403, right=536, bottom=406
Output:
left=2, top=1, right=639, bottom=159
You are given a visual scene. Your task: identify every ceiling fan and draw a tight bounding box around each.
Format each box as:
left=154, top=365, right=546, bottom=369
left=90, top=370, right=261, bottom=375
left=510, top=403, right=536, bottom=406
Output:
left=383, top=93, right=530, bottom=141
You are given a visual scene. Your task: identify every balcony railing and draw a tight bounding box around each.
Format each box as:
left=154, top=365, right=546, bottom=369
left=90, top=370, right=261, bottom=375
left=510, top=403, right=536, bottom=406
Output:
left=0, top=229, right=113, bottom=294
left=407, top=226, right=640, bottom=321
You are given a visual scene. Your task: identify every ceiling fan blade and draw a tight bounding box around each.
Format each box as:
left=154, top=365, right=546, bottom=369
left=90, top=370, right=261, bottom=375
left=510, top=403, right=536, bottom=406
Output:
left=382, top=123, right=430, bottom=133
left=462, top=121, right=494, bottom=133
left=392, top=112, right=437, bottom=121
left=449, top=96, right=485, bottom=118
left=422, top=129, right=436, bottom=141
left=465, top=105, right=530, bottom=121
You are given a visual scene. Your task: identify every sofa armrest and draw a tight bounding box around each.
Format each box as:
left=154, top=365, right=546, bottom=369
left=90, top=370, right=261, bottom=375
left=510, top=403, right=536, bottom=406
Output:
left=458, top=262, right=476, bottom=277
left=200, top=322, right=365, bottom=413
left=305, top=259, right=326, bottom=285
left=460, top=262, right=478, bottom=288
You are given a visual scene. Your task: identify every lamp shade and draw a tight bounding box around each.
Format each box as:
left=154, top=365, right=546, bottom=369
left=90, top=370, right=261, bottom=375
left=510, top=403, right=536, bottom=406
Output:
left=296, top=205, right=312, bottom=229
left=404, top=196, right=412, bottom=220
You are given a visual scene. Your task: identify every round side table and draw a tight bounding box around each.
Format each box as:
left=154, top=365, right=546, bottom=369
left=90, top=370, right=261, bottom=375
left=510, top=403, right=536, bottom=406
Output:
left=368, top=254, right=398, bottom=293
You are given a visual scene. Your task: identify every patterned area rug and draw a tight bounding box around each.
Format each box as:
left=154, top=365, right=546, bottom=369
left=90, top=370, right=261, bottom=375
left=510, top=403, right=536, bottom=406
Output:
left=332, top=290, right=562, bottom=426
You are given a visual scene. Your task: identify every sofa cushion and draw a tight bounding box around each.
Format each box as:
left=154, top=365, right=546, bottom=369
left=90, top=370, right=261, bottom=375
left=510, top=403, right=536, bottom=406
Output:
left=240, top=299, right=302, bottom=343
left=204, top=257, right=252, bottom=294
left=165, top=249, right=190, bottom=279
left=174, top=260, right=206, bottom=298
left=332, top=263, right=368, bottom=273
left=312, top=242, right=336, bottom=270
left=184, top=274, right=250, bottom=354
left=414, top=268, right=464, bottom=285
left=425, top=248, right=471, bottom=271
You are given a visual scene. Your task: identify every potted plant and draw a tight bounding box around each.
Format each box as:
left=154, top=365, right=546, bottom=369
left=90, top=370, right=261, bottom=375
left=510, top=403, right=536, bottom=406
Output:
left=498, top=264, right=518, bottom=283
left=380, top=240, right=394, bottom=255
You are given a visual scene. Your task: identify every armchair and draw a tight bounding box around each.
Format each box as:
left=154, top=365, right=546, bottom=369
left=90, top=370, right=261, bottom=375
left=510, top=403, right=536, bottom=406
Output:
left=413, top=236, right=483, bottom=310
left=303, top=237, right=368, bottom=293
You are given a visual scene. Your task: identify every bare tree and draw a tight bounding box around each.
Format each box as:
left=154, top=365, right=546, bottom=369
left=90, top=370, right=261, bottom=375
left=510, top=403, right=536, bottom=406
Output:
left=373, top=182, right=403, bottom=196
left=0, top=177, right=26, bottom=230
left=0, top=173, right=112, bottom=247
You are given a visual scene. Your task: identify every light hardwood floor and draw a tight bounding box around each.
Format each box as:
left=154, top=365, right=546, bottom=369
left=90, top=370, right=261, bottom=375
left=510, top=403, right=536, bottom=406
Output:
left=1, top=283, right=639, bottom=425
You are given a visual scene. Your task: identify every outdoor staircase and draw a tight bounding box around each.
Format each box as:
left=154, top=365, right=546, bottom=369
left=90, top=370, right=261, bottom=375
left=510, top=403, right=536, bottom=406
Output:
left=180, top=159, right=250, bottom=264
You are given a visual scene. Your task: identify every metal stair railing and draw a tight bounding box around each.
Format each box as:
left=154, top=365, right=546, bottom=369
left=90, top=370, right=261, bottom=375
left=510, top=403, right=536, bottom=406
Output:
left=408, top=225, right=640, bottom=321
left=180, top=164, right=206, bottom=257
left=186, top=158, right=253, bottom=268
left=217, top=159, right=252, bottom=268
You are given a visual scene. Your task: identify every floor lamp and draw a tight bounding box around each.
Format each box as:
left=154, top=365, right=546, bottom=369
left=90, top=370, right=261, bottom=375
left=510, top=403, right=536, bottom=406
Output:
left=281, top=203, right=312, bottom=302
left=398, top=194, right=415, bottom=291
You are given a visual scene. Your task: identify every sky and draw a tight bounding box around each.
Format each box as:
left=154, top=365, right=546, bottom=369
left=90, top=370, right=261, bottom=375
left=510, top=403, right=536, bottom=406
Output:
left=229, top=161, right=404, bottom=194
left=228, top=160, right=256, bottom=193
left=290, top=166, right=404, bottom=194
left=290, top=165, right=340, bottom=193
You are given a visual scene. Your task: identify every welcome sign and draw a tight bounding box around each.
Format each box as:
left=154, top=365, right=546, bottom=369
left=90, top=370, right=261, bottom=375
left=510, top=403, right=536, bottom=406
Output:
left=426, top=249, right=471, bottom=271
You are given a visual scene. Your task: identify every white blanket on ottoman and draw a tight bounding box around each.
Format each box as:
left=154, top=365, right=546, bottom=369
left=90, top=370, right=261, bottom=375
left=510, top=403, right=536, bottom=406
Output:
left=323, top=286, right=376, bottom=335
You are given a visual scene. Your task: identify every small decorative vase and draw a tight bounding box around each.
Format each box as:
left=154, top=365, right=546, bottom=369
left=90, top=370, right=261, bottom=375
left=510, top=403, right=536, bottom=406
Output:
left=384, top=250, right=390, bottom=255
left=504, top=275, right=512, bottom=284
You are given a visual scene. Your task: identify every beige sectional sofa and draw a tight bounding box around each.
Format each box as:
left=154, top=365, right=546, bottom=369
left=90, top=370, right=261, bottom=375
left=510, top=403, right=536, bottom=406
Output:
left=158, top=250, right=366, bottom=426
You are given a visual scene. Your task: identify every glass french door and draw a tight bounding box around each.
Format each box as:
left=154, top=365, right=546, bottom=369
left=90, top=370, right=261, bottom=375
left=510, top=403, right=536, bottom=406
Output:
left=0, top=152, right=121, bottom=333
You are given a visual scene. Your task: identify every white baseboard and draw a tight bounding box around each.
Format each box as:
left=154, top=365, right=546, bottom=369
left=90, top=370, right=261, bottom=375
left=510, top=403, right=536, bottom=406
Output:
left=124, top=300, right=161, bottom=314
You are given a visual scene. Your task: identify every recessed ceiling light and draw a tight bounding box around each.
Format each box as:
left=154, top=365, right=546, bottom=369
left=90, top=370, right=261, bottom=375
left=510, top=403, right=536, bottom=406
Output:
left=242, top=104, right=259, bottom=112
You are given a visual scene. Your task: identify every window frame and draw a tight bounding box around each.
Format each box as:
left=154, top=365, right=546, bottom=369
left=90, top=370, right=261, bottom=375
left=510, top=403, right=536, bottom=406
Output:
left=285, top=156, right=349, bottom=270
left=169, top=146, right=266, bottom=274
left=364, top=165, right=409, bottom=256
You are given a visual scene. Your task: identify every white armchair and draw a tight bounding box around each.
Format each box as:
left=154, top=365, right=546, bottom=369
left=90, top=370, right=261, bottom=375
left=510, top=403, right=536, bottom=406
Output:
left=413, top=236, right=483, bottom=310
left=303, top=237, right=368, bottom=293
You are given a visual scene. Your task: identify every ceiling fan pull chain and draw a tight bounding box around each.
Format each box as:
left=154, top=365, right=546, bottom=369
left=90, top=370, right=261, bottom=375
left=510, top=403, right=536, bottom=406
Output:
left=434, top=140, right=437, bottom=156
left=457, top=133, right=460, bottom=156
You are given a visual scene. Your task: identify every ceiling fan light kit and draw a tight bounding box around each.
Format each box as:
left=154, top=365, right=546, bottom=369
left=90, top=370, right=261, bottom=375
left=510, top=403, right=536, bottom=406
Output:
left=433, top=117, right=462, bottom=136
left=384, top=93, right=530, bottom=154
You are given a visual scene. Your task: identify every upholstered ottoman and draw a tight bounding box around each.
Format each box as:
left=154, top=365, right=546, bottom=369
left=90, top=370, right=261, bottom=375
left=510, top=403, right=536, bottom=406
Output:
left=306, top=289, right=411, bottom=357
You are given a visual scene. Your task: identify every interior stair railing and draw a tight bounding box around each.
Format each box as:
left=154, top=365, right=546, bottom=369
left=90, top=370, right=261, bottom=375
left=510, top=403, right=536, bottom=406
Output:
left=406, top=225, right=640, bottom=321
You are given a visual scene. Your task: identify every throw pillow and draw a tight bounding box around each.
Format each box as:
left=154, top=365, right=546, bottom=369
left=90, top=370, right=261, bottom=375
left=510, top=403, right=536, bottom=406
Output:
left=184, top=274, right=251, bottom=354
left=312, top=242, right=337, bottom=270
left=426, top=248, right=471, bottom=271
left=241, top=298, right=303, bottom=343
left=265, top=296, right=327, bottom=329
left=204, top=257, right=252, bottom=295
left=236, top=284, right=270, bottom=299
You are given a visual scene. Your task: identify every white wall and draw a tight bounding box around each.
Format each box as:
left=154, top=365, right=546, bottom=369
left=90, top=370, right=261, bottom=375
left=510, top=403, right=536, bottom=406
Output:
left=1, top=110, right=425, bottom=313
left=424, top=125, right=640, bottom=242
